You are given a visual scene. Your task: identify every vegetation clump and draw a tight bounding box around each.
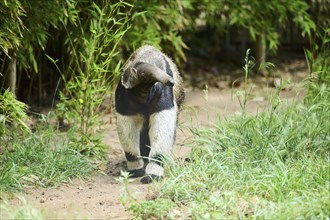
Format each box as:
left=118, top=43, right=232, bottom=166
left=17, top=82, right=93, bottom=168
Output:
left=128, top=37, right=330, bottom=219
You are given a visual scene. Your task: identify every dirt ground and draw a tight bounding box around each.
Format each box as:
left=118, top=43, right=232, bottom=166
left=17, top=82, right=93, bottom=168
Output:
left=2, top=60, right=307, bottom=219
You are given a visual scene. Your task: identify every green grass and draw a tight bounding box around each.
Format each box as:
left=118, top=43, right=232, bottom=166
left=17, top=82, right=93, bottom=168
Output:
left=128, top=82, right=330, bottom=219
left=129, top=198, right=177, bottom=220
left=0, top=119, right=96, bottom=194
left=0, top=90, right=98, bottom=194
left=0, top=119, right=96, bottom=219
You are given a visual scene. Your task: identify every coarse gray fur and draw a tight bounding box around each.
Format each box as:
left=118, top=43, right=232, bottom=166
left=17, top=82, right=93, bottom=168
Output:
left=115, top=45, right=184, bottom=183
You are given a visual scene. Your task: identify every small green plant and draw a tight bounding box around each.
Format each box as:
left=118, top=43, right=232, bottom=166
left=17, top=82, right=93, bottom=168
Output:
left=54, top=2, right=132, bottom=157
left=129, top=198, right=177, bottom=220
left=117, top=170, right=179, bottom=219
left=116, top=171, right=139, bottom=207
left=235, top=48, right=254, bottom=114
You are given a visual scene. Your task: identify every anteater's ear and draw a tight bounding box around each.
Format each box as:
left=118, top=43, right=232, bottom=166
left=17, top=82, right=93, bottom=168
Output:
left=121, top=68, right=138, bottom=89
left=132, top=67, right=137, bottom=74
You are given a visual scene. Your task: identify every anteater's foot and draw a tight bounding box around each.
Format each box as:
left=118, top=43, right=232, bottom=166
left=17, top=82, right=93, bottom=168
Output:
left=140, top=174, right=162, bottom=184
left=128, top=168, right=145, bottom=178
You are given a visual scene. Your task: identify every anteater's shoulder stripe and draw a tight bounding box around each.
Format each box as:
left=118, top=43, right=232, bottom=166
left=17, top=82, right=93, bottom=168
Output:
left=162, top=55, right=173, bottom=77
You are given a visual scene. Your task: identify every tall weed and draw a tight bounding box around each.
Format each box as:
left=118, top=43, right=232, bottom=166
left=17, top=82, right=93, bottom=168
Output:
left=55, top=2, right=132, bottom=157
left=305, top=27, right=330, bottom=105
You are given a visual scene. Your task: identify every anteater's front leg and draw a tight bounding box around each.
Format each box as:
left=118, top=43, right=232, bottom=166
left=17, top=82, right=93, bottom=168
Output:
left=116, top=113, right=145, bottom=178
left=141, top=108, right=177, bottom=184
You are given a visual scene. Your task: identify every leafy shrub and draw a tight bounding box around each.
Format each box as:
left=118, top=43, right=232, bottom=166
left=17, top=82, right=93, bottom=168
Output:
left=121, top=0, right=193, bottom=62
left=0, top=89, right=30, bottom=148
left=55, top=2, right=133, bottom=157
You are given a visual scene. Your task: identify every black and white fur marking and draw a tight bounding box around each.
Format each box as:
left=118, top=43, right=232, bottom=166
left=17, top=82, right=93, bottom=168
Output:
left=115, top=45, right=184, bottom=184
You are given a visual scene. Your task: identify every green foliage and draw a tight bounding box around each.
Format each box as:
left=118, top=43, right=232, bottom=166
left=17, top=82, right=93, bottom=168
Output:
left=55, top=1, right=132, bottom=157
left=117, top=169, right=180, bottom=219
left=240, top=0, right=316, bottom=50
left=120, top=0, right=193, bottom=62
left=0, top=120, right=95, bottom=193
left=132, top=89, right=330, bottom=219
left=306, top=28, right=330, bottom=82
left=191, top=0, right=315, bottom=51
left=117, top=171, right=177, bottom=219
left=0, top=91, right=95, bottom=193
left=129, top=198, right=176, bottom=220
left=304, top=23, right=330, bottom=107
left=0, top=0, right=65, bottom=71
left=18, top=1, right=64, bottom=72
left=0, top=0, right=25, bottom=54
left=0, top=89, right=30, bottom=147
left=0, top=0, right=321, bottom=101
